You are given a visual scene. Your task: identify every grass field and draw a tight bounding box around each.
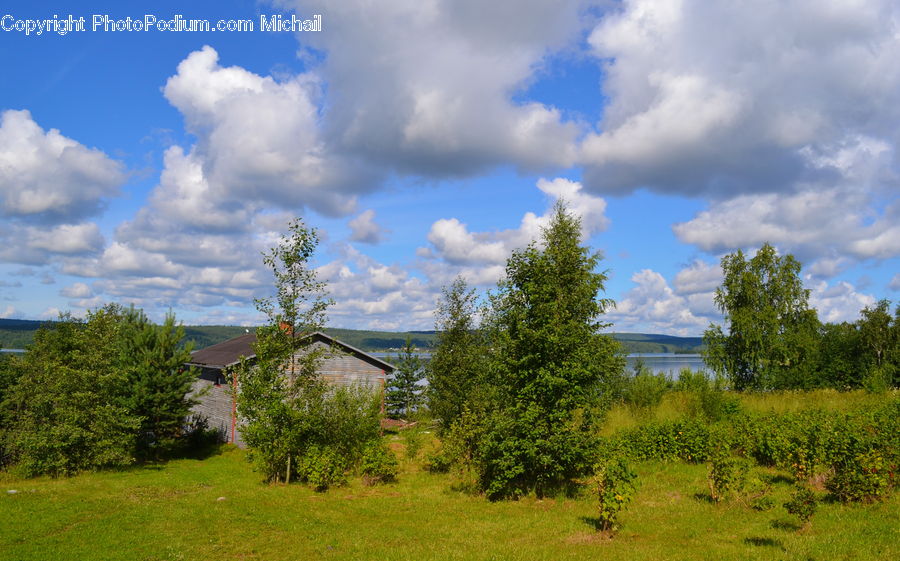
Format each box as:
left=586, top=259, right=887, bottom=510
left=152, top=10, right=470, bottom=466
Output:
left=2, top=427, right=897, bottom=561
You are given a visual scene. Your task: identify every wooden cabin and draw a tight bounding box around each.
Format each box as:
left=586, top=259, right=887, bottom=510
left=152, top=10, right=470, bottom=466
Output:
left=186, top=331, right=394, bottom=446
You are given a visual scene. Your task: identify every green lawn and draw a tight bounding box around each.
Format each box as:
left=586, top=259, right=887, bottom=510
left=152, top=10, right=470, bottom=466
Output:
left=2, top=440, right=897, bottom=561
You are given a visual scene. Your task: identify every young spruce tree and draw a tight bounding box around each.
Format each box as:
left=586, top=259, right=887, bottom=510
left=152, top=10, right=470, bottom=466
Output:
left=386, top=337, right=424, bottom=419
left=427, top=277, right=486, bottom=433
left=2, top=304, right=198, bottom=474
left=116, top=307, right=197, bottom=459
left=4, top=307, right=139, bottom=476
left=479, top=201, right=624, bottom=499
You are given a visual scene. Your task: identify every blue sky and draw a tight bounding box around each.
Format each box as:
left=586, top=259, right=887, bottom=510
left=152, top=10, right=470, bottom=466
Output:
left=1, top=0, right=898, bottom=334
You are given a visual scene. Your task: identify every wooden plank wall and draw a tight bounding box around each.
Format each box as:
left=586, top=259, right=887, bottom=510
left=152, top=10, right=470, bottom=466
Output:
left=189, top=368, right=242, bottom=445
left=306, top=341, right=386, bottom=389
left=189, top=343, right=384, bottom=447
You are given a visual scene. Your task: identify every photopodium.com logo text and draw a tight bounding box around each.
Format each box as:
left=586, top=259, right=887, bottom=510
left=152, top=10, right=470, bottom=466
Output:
left=1, top=14, right=322, bottom=36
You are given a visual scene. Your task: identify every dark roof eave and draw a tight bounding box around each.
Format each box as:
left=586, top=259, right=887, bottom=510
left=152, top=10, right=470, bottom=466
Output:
left=186, top=330, right=395, bottom=373
left=185, top=357, right=254, bottom=370
left=308, top=331, right=396, bottom=372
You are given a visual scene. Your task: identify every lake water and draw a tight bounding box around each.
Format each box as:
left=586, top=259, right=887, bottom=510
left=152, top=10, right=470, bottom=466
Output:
left=2, top=348, right=707, bottom=375
left=625, top=353, right=708, bottom=376
left=373, top=352, right=708, bottom=377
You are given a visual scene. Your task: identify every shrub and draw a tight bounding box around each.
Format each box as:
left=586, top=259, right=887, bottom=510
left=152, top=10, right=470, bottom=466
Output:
left=827, top=450, right=893, bottom=503
left=3, top=306, right=196, bottom=476
left=592, top=457, right=638, bottom=533
left=298, top=446, right=347, bottom=491
left=437, top=406, right=489, bottom=490
left=599, top=396, right=899, bottom=505
left=674, top=368, right=710, bottom=393
left=360, top=442, right=399, bottom=485
left=862, top=365, right=892, bottom=394
left=425, top=446, right=452, bottom=473
left=708, top=449, right=750, bottom=503
left=624, top=370, right=671, bottom=414
left=608, top=419, right=712, bottom=463
left=240, top=381, right=382, bottom=484
left=694, top=385, right=742, bottom=423
left=180, top=415, right=223, bottom=456
left=747, top=479, right=775, bottom=511
left=402, top=429, right=424, bottom=460
left=784, top=485, right=817, bottom=526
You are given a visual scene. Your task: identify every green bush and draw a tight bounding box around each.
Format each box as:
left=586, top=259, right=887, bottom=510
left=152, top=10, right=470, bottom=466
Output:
left=746, top=476, right=775, bottom=511
left=674, top=368, right=710, bottom=393
left=624, top=370, right=671, bottom=414
left=425, top=446, right=452, bottom=473
left=402, top=429, right=424, bottom=460
left=694, top=386, right=742, bottom=422
left=431, top=405, right=491, bottom=493
left=707, top=449, right=750, bottom=503
left=607, top=419, right=712, bottom=463
left=592, top=457, right=638, bottom=533
left=1, top=306, right=197, bottom=476
left=239, top=381, right=382, bottom=484
left=181, top=416, right=223, bottom=456
left=360, top=442, right=399, bottom=485
left=298, top=446, right=347, bottom=491
left=784, top=484, right=818, bottom=525
left=827, top=450, right=893, bottom=503
left=601, top=396, right=899, bottom=505
left=862, top=365, right=893, bottom=394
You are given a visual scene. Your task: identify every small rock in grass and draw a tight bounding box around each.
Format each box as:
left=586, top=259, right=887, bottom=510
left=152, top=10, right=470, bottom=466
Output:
left=216, top=496, right=226, bottom=501
left=7, top=490, right=18, bottom=494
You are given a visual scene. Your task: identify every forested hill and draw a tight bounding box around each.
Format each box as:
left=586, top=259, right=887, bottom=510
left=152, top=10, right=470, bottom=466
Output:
left=1, top=318, right=703, bottom=354
left=612, top=332, right=704, bottom=354
left=0, top=318, right=43, bottom=349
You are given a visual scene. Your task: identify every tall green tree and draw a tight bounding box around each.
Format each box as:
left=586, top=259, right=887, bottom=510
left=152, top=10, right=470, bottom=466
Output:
left=0, top=350, right=23, bottom=468
left=255, top=218, right=332, bottom=380
left=703, top=243, right=820, bottom=390
left=116, top=307, right=197, bottom=458
left=816, top=321, right=863, bottom=389
left=1, top=304, right=200, bottom=475
left=237, top=218, right=332, bottom=482
left=856, top=299, right=898, bottom=388
left=237, top=218, right=381, bottom=487
left=386, top=337, right=424, bottom=418
left=427, top=277, right=486, bottom=433
left=2, top=308, right=139, bottom=476
left=478, top=201, right=624, bottom=499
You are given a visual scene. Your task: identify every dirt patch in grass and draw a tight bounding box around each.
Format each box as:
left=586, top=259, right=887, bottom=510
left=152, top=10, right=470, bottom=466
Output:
left=565, top=530, right=615, bottom=544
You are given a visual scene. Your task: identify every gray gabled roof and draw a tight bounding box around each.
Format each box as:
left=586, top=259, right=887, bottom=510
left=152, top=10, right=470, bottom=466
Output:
left=187, top=330, right=395, bottom=372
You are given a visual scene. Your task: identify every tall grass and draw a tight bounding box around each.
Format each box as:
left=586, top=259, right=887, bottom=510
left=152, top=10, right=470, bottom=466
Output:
left=602, top=389, right=897, bottom=436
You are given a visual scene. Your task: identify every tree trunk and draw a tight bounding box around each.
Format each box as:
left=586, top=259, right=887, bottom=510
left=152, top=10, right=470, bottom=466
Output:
left=286, top=454, right=292, bottom=484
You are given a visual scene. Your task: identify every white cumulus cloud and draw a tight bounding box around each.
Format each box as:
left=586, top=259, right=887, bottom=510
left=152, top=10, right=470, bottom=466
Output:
left=581, top=0, right=900, bottom=198
left=348, top=210, right=389, bottom=245
left=420, top=177, right=610, bottom=276
left=0, top=110, right=124, bottom=221
left=275, top=0, right=585, bottom=176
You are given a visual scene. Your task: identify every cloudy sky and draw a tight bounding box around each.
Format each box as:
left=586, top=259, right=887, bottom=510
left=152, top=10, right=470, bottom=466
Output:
left=1, top=0, right=898, bottom=334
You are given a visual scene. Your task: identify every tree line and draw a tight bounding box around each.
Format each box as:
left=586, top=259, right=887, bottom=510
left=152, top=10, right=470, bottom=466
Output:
left=397, top=228, right=898, bottom=500
left=703, top=243, right=898, bottom=391
left=0, top=306, right=200, bottom=475
left=0, top=207, right=896, bottom=502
